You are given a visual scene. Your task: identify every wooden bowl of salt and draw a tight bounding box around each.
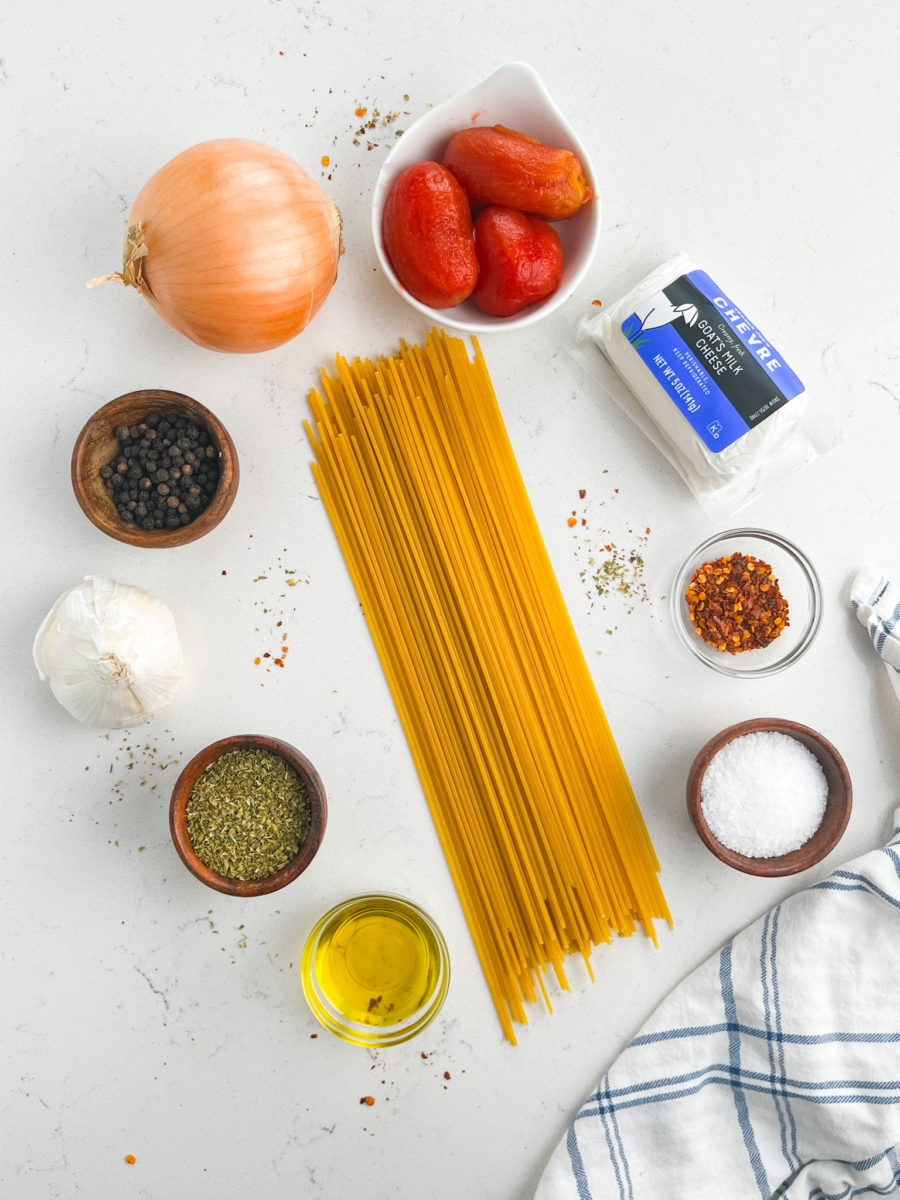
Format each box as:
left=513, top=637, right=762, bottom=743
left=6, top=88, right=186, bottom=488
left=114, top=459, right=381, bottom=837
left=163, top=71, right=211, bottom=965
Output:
left=686, top=718, right=852, bottom=877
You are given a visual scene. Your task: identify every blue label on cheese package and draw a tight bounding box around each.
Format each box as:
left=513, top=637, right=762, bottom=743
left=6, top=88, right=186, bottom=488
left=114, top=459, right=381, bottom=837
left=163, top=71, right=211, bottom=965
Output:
left=620, top=270, right=804, bottom=452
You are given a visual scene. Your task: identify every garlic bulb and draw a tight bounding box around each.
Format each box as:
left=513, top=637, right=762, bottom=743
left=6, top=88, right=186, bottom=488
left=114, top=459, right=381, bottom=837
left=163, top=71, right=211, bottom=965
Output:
left=33, top=576, right=183, bottom=728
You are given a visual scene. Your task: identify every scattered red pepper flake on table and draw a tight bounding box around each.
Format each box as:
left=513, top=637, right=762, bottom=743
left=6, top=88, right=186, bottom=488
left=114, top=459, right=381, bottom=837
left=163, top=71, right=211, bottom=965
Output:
left=124, top=1154, right=136, bottom=1165
left=569, top=485, right=653, bottom=622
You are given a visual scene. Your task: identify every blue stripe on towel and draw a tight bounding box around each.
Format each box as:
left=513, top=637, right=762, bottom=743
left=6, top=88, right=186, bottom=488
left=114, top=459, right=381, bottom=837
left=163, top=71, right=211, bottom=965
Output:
left=597, top=1073, right=625, bottom=1200
left=598, top=1065, right=900, bottom=1101
left=566, top=1118, right=592, bottom=1200
left=606, top=1072, right=633, bottom=1199
left=576, top=1076, right=900, bottom=1118
left=632, top=1024, right=900, bottom=1048
left=771, top=905, right=801, bottom=1167
left=720, top=942, right=770, bottom=1197
left=814, top=871, right=900, bottom=914
left=762, top=910, right=795, bottom=1171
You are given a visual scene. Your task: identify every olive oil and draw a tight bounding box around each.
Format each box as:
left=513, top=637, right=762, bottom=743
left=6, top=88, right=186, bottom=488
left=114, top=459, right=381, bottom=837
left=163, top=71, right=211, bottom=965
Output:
left=302, top=894, right=450, bottom=1044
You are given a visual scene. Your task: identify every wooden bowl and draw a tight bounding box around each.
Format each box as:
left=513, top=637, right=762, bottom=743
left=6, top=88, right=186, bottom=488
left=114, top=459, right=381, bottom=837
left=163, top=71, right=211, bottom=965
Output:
left=71, top=389, right=239, bottom=548
left=169, top=735, right=327, bottom=897
left=686, top=718, right=852, bottom=877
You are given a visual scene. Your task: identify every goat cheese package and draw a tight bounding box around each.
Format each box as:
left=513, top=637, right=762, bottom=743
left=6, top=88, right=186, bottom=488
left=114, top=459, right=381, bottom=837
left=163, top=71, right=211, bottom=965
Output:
left=577, top=253, right=833, bottom=515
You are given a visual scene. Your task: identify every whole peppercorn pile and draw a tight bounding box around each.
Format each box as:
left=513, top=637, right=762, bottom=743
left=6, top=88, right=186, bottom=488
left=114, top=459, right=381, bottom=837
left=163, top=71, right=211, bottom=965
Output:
left=685, top=552, right=789, bottom=654
left=100, top=413, right=220, bottom=530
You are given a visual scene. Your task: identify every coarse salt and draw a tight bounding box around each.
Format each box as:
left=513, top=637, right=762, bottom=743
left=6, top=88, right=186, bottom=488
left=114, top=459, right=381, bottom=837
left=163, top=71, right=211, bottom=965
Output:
left=700, top=731, right=828, bottom=858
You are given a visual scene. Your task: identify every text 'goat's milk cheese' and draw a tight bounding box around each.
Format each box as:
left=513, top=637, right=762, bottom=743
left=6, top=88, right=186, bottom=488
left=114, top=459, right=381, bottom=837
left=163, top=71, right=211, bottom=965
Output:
left=578, top=253, right=826, bottom=515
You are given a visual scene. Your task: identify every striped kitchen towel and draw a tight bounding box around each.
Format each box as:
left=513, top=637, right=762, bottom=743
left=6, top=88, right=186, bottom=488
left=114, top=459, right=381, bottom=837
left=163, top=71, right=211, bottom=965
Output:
left=534, top=809, right=900, bottom=1200
left=851, top=568, right=900, bottom=701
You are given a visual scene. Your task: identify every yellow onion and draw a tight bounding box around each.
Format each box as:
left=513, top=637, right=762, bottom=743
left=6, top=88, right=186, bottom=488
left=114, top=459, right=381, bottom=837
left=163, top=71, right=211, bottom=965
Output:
left=90, top=138, right=342, bottom=353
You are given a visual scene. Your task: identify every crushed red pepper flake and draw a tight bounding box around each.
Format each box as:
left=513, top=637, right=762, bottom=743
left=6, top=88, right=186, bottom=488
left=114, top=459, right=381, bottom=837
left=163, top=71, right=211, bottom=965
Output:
left=685, top=552, right=789, bottom=654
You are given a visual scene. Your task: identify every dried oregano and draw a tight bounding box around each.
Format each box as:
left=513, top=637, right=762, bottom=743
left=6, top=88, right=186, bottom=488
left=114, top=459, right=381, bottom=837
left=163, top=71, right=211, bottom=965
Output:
left=186, top=748, right=311, bottom=880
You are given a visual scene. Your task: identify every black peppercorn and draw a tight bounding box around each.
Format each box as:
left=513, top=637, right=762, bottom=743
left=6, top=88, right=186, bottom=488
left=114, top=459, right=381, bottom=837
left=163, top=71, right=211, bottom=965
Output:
left=101, top=409, right=220, bottom=529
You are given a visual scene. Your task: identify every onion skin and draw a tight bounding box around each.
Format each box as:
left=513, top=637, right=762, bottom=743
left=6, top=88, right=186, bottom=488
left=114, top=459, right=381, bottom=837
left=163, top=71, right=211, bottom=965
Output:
left=118, top=139, right=342, bottom=353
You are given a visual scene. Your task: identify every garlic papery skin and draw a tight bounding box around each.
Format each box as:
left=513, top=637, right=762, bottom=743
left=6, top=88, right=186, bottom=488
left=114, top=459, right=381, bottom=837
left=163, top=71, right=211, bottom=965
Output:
left=33, top=576, right=183, bottom=728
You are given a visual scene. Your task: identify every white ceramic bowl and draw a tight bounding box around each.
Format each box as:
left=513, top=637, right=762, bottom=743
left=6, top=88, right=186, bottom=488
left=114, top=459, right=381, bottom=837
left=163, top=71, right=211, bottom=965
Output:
left=370, top=62, right=602, bottom=333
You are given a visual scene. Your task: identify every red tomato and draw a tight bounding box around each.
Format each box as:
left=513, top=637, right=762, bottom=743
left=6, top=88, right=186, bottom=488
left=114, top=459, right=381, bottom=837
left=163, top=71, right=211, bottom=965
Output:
left=443, top=125, right=592, bottom=220
left=471, top=207, right=563, bottom=317
left=381, top=162, right=478, bottom=309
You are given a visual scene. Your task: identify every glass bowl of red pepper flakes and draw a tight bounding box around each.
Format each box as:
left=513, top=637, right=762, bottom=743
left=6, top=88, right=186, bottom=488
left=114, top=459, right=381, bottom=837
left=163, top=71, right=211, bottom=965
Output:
left=671, top=529, right=823, bottom=678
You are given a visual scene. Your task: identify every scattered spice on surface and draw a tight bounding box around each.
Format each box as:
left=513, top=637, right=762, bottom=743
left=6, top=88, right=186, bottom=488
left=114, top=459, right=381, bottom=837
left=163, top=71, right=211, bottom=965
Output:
left=685, top=552, right=789, bottom=654
left=360, top=1095, right=375, bottom=1106
left=100, top=413, right=219, bottom=531
left=314, top=90, right=414, bottom=180
left=96, top=729, right=181, bottom=806
left=186, top=748, right=311, bottom=880
left=124, top=1155, right=136, bottom=1165
left=240, top=549, right=310, bottom=678
left=569, top=486, right=652, bottom=621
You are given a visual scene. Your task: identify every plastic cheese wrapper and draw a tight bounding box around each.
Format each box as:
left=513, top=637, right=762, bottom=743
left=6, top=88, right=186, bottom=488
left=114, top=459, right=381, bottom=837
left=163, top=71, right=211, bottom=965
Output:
left=576, top=253, right=835, bottom=516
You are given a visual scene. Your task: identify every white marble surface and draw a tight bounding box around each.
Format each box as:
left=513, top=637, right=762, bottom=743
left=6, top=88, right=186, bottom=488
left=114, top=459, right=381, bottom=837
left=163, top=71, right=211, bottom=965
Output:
left=4, top=3, right=900, bottom=1198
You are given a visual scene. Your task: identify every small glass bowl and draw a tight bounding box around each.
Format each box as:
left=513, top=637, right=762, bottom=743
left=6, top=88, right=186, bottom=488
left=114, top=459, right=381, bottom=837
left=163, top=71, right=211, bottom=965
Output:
left=670, top=528, right=822, bottom=678
left=301, top=893, right=450, bottom=1047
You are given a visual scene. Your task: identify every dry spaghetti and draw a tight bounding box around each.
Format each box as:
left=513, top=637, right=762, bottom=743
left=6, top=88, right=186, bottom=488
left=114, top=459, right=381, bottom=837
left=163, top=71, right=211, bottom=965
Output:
left=305, top=330, right=670, bottom=1042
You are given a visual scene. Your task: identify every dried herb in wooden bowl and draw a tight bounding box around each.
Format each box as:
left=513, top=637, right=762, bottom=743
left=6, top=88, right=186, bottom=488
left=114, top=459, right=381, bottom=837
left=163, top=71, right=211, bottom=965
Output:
left=185, top=747, right=311, bottom=880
